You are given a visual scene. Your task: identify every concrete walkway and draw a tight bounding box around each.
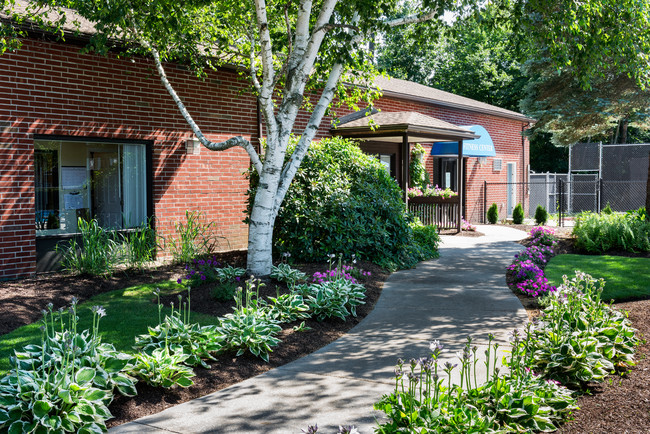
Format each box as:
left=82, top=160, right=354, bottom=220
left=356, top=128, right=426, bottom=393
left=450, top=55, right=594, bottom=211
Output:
left=111, top=225, right=529, bottom=434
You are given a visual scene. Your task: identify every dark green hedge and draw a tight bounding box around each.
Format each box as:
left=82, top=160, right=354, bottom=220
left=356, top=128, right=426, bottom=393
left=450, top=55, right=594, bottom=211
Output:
left=249, top=137, right=440, bottom=269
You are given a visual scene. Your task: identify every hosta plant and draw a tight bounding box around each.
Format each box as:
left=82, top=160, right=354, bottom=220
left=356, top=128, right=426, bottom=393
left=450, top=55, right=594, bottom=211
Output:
left=266, top=292, right=311, bottom=323
left=270, top=263, right=307, bottom=288
left=215, top=265, right=246, bottom=282
left=0, top=301, right=135, bottom=433
left=529, top=272, right=639, bottom=386
left=375, top=336, right=577, bottom=433
left=134, top=289, right=221, bottom=368
left=0, top=365, right=114, bottom=433
left=303, top=279, right=366, bottom=321
left=215, top=279, right=282, bottom=362
left=128, top=347, right=195, bottom=388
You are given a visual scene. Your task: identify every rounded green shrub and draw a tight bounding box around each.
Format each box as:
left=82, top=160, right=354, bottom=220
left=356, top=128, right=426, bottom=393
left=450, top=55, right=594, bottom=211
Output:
left=513, top=203, right=525, bottom=224
left=487, top=203, right=499, bottom=224
left=254, top=137, right=432, bottom=269
left=534, top=205, right=549, bottom=225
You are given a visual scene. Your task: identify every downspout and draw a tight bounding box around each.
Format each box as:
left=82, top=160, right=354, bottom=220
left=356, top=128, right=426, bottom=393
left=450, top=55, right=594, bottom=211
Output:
left=521, top=123, right=527, bottom=213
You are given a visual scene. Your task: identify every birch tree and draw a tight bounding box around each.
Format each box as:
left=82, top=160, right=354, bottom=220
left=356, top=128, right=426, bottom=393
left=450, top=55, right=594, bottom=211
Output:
left=4, top=0, right=464, bottom=275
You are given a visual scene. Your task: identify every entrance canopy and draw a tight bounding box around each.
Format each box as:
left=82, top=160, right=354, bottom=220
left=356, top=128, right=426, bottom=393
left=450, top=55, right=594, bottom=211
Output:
left=431, top=125, right=495, bottom=157
left=332, top=111, right=478, bottom=233
left=332, top=111, right=479, bottom=143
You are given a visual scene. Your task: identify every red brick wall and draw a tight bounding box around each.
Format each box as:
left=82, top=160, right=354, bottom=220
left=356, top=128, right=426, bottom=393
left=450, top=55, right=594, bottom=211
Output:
left=0, top=38, right=529, bottom=279
left=0, top=38, right=255, bottom=279
left=305, top=95, right=530, bottom=224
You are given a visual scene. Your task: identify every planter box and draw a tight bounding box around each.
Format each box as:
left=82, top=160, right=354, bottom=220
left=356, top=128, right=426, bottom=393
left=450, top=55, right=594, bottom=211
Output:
left=408, top=195, right=460, bottom=230
left=408, top=195, right=460, bottom=205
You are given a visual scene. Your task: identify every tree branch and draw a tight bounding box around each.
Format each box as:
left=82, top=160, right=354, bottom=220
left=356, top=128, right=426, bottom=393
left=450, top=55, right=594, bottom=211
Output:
left=384, top=10, right=440, bottom=27
left=254, top=0, right=275, bottom=100
left=146, top=44, right=263, bottom=173
left=284, top=0, right=293, bottom=54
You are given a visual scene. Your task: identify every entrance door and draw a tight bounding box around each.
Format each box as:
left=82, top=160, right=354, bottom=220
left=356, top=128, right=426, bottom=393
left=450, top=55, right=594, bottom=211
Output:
left=507, top=162, right=517, bottom=216
left=90, top=151, right=122, bottom=228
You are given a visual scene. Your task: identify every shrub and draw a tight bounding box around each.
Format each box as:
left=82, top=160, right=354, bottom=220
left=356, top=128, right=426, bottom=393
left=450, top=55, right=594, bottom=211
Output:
left=512, top=203, right=524, bottom=224
left=602, top=202, right=613, bottom=214
left=534, top=205, right=549, bottom=225
left=573, top=210, right=650, bottom=253
left=409, top=220, right=441, bottom=262
left=251, top=137, right=429, bottom=269
left=487, top=203, right=498, bottom=224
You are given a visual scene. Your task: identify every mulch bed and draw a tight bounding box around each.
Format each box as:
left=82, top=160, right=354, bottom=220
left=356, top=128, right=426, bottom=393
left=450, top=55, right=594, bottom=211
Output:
left=504, top=224, right=650, bottom=433
left=0, top=253, right=388, bottom=428
left=3, top=228, right=650, bottom=432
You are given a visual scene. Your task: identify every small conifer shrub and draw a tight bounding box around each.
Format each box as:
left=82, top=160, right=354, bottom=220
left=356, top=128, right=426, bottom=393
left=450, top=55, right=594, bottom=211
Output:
left=534, top=205, right=549, bottom=225
left=487, top=203, right=499, bottom=224
left=513, top=203, right=525, bottom=224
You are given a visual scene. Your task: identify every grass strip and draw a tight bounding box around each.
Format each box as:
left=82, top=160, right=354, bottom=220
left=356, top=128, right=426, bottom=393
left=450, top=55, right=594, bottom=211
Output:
left=0, top=281, right=219, bottom=375
left=545, top=254, right=650, bottom=302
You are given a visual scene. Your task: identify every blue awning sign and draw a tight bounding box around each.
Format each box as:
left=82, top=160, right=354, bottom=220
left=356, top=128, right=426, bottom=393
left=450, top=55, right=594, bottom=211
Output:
left=431, top=125, right=496, bottom=157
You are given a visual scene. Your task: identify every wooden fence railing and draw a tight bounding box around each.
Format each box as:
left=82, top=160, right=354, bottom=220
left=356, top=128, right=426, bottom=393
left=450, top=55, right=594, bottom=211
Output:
left=407, top=196, right=460, bottom=230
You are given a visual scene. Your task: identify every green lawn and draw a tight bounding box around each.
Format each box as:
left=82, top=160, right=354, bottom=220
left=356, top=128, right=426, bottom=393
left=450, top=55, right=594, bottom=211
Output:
left=0, top=281, right=219, bottom=375
left=545, top=254, right=650, bottom=302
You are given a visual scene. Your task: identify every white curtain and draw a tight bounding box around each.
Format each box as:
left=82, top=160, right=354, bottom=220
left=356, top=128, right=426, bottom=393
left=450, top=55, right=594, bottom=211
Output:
left=122, top=144, right=147, bottom=228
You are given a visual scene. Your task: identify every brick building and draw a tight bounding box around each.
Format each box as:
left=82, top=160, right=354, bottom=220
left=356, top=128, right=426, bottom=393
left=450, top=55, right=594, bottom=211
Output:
left=0, top=27, right=531, bottom=280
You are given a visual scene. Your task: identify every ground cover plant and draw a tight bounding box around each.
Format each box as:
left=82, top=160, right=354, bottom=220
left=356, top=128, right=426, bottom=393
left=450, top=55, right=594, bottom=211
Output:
left=544, top=254, right=650, bottom=301
left=375, top=271, right=639, bottom=432
left=507, top=227, right=559, bottom=298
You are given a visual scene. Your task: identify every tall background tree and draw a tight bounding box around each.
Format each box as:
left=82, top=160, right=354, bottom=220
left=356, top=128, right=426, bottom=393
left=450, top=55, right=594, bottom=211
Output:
left=378, top=0, right=650, bottom=171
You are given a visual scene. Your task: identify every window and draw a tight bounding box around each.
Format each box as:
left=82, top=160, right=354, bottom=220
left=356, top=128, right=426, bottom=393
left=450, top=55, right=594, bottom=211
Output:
left=378, top=153, right=396, bottom=178
left=435, top=157, right=457, bottom=191
left=34, top=139, right=148, bottom=235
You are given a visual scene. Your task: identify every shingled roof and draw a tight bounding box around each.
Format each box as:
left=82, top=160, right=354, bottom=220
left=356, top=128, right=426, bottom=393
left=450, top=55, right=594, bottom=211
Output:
left=374, top=76, right=533, bottom=123
left=333, top=111, right=479, bottom=143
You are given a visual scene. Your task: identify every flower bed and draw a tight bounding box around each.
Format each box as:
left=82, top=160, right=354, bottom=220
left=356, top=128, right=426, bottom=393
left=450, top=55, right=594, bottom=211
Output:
left=374, top=271, right=639, bottom=432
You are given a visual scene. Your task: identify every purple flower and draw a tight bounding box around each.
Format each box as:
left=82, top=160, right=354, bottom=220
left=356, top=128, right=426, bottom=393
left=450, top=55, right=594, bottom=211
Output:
left=177, top=278, right=183, bottom=284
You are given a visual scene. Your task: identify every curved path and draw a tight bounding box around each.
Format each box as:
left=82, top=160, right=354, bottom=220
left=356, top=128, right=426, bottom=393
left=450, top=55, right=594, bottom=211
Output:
left=111, top=225, right=529, bottom=433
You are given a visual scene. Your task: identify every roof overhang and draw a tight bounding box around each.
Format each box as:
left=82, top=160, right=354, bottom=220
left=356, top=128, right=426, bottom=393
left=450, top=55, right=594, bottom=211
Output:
left=331, top=111, right=479, bottom=144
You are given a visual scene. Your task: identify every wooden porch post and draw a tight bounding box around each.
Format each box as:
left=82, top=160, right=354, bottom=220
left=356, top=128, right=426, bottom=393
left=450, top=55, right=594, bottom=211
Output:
left=403, top=133, right=410, bottom=206
left=457, top=140, right=463, bottom=233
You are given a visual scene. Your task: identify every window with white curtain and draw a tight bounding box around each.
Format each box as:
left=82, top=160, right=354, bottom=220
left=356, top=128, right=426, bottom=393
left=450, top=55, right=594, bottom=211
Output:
left=34, top=139, right=148, bottom=235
